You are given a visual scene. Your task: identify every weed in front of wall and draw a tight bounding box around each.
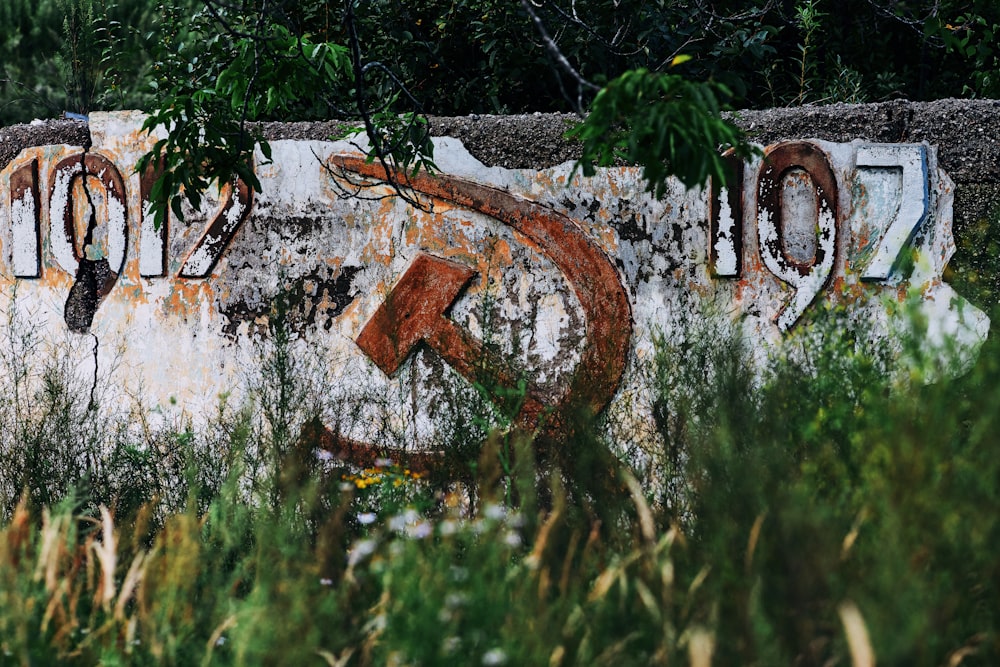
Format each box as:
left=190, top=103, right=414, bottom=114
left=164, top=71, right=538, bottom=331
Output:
left=341, top=460, right=433, bottom=521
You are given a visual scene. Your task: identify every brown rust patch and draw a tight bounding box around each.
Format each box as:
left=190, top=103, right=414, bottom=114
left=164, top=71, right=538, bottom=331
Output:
left=162, top=279, right=215, bottom=320
left=356, top=252, right=545, bottom=421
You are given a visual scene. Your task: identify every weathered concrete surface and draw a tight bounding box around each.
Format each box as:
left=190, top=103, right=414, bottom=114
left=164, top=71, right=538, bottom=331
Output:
left=0, top=106, right=993, bottom=464
left=437, top=100, right=1000, bottom=313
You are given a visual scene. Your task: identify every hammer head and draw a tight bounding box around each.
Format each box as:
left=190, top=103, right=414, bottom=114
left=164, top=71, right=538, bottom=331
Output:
left=355, top=253, right=477, bottom=376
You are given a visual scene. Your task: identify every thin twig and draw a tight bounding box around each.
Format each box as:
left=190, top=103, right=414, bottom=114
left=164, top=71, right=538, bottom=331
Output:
left=519, top=0, right=599, bottom=116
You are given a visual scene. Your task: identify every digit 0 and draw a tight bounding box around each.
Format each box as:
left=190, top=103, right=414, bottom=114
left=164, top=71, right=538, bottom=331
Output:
left=756, top=141, right=839, bottom=331
left=48, top=152, right=129, bottom=278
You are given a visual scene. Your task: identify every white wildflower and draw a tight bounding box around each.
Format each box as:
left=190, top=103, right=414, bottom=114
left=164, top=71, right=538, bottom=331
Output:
left=388, top=508, right=421, bottom=533
left=347, top=538, right=378, bottom=567
left=482, top=648, right=508, bottom=665
left=406, top=520, right=433, bottom=539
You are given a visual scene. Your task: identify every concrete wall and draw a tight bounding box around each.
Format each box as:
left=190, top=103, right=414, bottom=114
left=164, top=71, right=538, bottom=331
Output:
left=0, top=102, right=994, bottom=459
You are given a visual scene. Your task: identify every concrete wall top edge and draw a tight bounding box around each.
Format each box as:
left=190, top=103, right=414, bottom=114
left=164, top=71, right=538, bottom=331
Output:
left=1, top=98, right=998, bottom=179
left=0, top=119, right=89, bottom=172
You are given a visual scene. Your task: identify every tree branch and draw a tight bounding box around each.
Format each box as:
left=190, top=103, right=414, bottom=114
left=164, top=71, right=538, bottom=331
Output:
left=519, top=0, right=600, bottom=116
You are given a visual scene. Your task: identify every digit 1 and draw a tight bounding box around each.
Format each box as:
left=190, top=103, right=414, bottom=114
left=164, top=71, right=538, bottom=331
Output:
left=757, top=142, right=839, bottom=332
left=709, top=152, right=744, bottom=278
left=9, top=158, right=41, bottom=278
left=139, top=158, right=169, bottom=277
left=856, top=144, right=929, bottom=281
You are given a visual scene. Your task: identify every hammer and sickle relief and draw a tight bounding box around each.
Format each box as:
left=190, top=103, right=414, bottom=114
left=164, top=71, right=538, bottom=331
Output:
left=325, top=155, right=633, bottom=465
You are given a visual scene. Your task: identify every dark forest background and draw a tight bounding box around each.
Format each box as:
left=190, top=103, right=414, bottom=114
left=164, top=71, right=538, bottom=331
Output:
left=1, top=0, right=998, bottom=126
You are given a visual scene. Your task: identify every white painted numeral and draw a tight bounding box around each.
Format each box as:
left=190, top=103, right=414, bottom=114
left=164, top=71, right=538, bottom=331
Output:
left=856, top=144, right=929, bottom=281
left=9, top=159, right=41, bottom=278
left=48, top=152, right=129, bottom=276
left=179, top=178, right=253, bottom=279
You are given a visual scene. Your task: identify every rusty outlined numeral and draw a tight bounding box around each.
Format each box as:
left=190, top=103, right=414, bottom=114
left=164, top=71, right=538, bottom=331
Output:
left=757, top=142, right=839, bottom=331
left=9, top=158, right=41, bottom=278
left=178, top=178, right=253, bottom=279
left=49, top=152, right=129, bottom=276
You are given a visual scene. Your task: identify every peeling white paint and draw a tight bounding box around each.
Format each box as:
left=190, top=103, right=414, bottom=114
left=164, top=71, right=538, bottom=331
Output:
left=10, top=187, right=38, bottom=277
left=713, top=188, right=739, bottom=277
left=48, top=163, right=78, bottom=276
left=107, top=191, right=127, bottom=272
left=139, top=199, right=164, bottom=277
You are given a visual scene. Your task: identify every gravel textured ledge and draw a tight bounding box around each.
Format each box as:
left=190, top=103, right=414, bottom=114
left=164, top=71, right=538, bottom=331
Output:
left=427, top=113, right=580, bottom=169
left=731, top=99, right=1000, bottom=184
left=4, top=100, right=997, bottom=178
left=2, top=100, right=998, bottom=224
left=0, top=119, right=89, bottom=172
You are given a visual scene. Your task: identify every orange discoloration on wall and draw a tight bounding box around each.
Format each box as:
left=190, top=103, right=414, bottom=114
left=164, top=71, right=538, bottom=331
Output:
left=33, top=267, right=75, bottom=292
left=162, top=280, right=215, bottom=319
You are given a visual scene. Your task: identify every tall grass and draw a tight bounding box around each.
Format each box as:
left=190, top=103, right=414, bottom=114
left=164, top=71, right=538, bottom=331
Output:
left=0, top=286, right=995, bottom=664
